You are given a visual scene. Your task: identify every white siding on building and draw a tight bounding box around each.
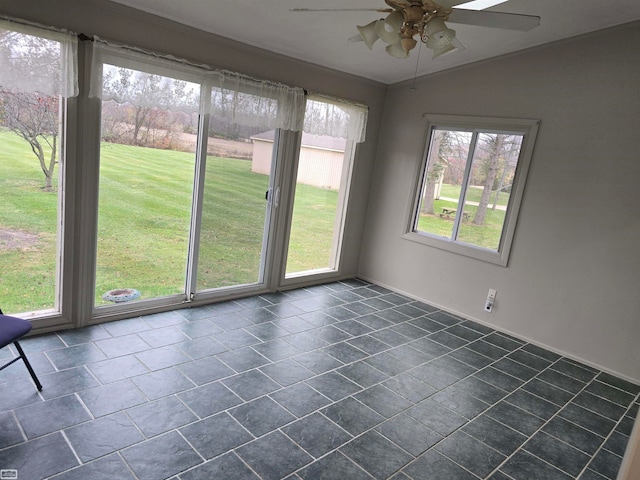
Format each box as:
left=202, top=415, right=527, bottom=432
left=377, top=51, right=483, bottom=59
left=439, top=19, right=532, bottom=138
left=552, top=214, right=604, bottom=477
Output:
left=252, top=138, right=345, bottom=190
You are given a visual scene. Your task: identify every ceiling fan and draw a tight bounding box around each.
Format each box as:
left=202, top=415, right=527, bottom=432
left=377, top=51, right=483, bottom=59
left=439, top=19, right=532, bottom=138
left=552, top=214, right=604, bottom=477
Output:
left=291, top=0, right=540, bottom=59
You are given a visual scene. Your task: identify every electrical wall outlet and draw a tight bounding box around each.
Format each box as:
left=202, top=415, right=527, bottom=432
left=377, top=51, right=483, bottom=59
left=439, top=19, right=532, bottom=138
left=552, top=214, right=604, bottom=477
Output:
left=484, top=288, right=497, bottom=312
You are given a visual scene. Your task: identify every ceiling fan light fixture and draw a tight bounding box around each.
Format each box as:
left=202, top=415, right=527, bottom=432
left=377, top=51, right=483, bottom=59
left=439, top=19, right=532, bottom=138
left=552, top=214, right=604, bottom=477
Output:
left=357, top=20, right=382, bottom=49
left=424, top=16, right=462, bottom=58
left=429, top=41, right=456, bottom=58
left=425, top=17, right=455, bottom=43
left=375, top=11, right=404, bottom=43
left=386, top=42, right=409, bottom=58
left=429, top=36, right=465, bottom=58
left=401, top=36, right=418, bottom=51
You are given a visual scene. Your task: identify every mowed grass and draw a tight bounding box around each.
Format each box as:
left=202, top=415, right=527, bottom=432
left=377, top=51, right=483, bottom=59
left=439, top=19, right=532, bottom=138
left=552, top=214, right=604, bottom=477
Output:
left=440, top=183, right=510, bottom=207
left=0, top=131, right=337, bottom=313
left=0, top=132, right=59, bottom=312
left=286, top=183, right=338, bottom=274
left=416, top=197, right=507, bottom=250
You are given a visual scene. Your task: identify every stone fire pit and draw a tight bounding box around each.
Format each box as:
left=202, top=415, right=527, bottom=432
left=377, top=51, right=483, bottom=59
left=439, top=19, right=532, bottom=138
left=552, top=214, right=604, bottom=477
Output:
left=102, top=288, right=141, bottom=303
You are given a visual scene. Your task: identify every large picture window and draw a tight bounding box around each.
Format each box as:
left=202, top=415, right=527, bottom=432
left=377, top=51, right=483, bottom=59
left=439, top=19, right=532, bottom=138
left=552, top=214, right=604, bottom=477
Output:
left=405, top=115, right=538, bottom=266
left=0, top=20, right=77, bottom=315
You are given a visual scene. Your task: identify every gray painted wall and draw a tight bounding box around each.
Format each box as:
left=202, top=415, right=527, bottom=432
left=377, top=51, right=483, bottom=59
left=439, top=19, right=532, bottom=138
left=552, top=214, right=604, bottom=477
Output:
left=359, top=22, right=640, bottom=382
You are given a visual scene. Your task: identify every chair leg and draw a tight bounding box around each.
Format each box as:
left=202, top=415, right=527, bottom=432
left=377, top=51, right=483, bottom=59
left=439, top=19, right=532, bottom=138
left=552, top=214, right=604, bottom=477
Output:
left=13, top=341, right=43, bottom=391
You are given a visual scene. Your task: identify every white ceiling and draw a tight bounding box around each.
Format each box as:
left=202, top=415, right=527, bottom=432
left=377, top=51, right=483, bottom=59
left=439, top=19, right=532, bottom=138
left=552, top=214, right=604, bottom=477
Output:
left=109, top=0, right=640, bottom=84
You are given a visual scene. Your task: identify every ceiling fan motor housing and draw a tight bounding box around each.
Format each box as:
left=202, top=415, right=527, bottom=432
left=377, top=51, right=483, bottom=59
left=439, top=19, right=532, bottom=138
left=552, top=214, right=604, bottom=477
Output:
left=385, top=0, right=454, bottom=53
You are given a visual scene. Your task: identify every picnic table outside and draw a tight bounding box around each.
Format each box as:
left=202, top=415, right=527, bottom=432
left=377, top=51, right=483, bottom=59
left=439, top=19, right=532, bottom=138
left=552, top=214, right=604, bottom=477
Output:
left=440, top=207, right=470, bottom=221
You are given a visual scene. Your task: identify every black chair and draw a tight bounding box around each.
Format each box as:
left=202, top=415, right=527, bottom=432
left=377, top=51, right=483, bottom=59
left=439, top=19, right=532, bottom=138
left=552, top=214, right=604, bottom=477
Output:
left=0, top=309, right=43, bottom=391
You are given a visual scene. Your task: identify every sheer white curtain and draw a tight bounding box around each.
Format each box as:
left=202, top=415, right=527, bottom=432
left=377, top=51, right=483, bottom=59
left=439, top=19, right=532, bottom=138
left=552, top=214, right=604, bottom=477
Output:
left=89, top=40, right=369, bottom=140
left=90, top=40, right=204, bottom=113
left=0, top=18, right=78, bottom=98
left=90, top=40, right=306, bottom=131
left=304, top=94, right=368, bottom=144
left=208, top=70, right=305, bottom=132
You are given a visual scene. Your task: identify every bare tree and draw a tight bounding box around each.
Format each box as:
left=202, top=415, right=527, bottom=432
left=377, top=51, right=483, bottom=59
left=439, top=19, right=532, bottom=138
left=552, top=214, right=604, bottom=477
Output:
left=101, top=67, right=198, bottom=147
left=421, top=130, right=473, bottom=215
left=471, top=134, right=522, bottom=225
left=473, top=134, right=503, bottom=225
left=0, top=92, right=60, bottom=190
left=0, top=29, right=63, bottom=190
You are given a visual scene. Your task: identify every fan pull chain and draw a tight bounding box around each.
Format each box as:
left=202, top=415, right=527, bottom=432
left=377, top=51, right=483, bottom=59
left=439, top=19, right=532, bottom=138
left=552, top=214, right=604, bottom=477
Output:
left=411, top=41, right=423, bottom=91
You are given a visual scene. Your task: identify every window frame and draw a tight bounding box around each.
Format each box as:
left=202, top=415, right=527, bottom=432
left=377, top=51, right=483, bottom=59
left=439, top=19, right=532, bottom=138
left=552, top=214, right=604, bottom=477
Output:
left=282, top=96, right=360, bottom=281
left=403, top=114, right=539, bottom=266
left=0, top=21, right=78, bottom=324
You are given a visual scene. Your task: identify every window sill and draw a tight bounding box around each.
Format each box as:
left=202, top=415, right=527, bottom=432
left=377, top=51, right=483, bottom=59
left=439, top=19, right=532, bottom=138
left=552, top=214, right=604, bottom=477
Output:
left=402, top=231, right=509, bottom=267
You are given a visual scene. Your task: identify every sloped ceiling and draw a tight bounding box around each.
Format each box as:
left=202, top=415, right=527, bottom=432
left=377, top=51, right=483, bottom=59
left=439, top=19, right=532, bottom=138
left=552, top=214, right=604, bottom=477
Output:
left=109, top=0, right=640, bottom=84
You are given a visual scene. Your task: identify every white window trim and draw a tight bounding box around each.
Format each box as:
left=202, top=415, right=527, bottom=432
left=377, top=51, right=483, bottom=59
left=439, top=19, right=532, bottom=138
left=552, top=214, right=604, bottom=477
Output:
left=403, top=114, right=539, bottom=267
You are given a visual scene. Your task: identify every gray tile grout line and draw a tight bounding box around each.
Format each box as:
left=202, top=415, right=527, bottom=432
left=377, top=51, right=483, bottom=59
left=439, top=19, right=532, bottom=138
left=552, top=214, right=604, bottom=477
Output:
left=118, top=450, right=142, bottom=480
left=10, top=409, right=29, bottom=445
left=174, top=428, right=207, bottom=463
left=59, top=429, right=83, bottom=467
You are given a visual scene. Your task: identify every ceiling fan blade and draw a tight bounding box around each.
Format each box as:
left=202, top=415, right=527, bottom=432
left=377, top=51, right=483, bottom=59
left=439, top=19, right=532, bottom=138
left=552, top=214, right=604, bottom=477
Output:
left=448, top=9, right=541, bottom=31
left=438, top=0, right=476, bottom=7
left=290, top=8, right=391, bottom=13
left=444, top=0, right=509, bottom=9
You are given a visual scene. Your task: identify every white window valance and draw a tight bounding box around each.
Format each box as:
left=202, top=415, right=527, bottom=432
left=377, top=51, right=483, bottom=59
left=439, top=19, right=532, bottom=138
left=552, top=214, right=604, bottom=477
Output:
left=304, top=94, right=368, bottom=144
left=89, top=40, right=205, bottom=113
left=89, top=39, right=368, bottom=142
left=209, top=70, right=305, bottom=133
left=0, top=18, right=78, bottom=98
left=89, top=40, right=305, bottom=132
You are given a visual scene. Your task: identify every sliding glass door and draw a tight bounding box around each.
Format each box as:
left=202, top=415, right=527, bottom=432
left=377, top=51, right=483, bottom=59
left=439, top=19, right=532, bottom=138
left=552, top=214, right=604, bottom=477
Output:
left=195, top=127, right=276, bottom=292
left=90, top=43, right=368, bottom=312
left=285, top=96, right=364, bottom=278
left=194, top=83, right=292, bottom=293
left=94, top=66, right=201, bottom=306
left=91, top=44, right=304, bottom=309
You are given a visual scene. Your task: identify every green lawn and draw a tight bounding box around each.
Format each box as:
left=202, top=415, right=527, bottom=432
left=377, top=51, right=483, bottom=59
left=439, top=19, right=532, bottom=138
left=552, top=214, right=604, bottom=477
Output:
left=286, top=183, right=338, bottom=274
left=0, top=131, right=337, bottom=313
left=417, top=197, right=507, bottom=250
left=0, top=132, right=59, bottom=313
left=440, top=183, right=509, bottom=207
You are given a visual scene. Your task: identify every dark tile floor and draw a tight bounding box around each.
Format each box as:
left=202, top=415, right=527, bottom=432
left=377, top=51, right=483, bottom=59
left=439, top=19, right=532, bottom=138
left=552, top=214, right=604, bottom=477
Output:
left=1, top=279, right=638, bottom=479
